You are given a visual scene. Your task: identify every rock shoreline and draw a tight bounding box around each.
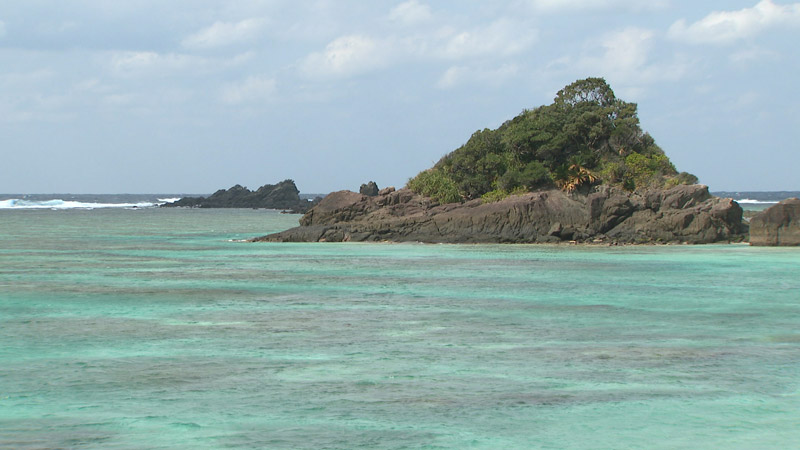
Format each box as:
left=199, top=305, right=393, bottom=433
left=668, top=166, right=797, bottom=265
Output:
left=252, top=184, right=746, bottom=245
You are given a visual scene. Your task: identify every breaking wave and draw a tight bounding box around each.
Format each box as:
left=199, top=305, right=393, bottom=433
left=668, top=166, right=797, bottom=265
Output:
left=0, top=199, right=162, bottom=210
left=736, top=199, right=779, bottom=205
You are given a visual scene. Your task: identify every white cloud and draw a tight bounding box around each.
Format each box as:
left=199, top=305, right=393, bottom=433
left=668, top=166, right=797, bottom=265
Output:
left=229, top=51, right=257, bottom=66
left=298, top=15, right=536, bottom=80
left=729, top=46, right=779, bottom=64
left=436, top=63, right=519, bottom=89
left=389, top=0, right=433, bottom=26
left=668, top=0, right=800, bottom=45
left=564, top=27, right=688, bottom=97
left=110, top=51, right=206, bottom=76
left=42, top=21, right=78, bottom=34
left=0, top=69, right=54, bottom=86
left=73, top=78, right=115, bottom=95
left=103, top=93, right=138, bottom=106
left=439, top=19, right=537, bottom=59
left=596, top=27, right=655, bottom=74
left=220, top=76, right=276, bottom=104
left=300, top=35, right=387, bottom=78
left=523, top=0, right=668, bottom=13
left=112, top=51, right=173, bottom=71
left=108, top=51, right=247, bottom=77
left=182, top=18, right=266, bottom=49
left=0, top=87, right=72, bottom=123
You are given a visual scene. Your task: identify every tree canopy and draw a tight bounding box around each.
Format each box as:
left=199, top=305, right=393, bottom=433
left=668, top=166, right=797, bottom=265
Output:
left=407, top=77, right=697, bottom=203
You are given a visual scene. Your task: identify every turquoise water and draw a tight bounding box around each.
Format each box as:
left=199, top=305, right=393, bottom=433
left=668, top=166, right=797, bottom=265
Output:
left=1, top=208, right=799, bottom=449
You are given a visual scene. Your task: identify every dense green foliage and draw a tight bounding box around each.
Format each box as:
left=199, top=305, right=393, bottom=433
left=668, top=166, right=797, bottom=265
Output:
left=406, top=168, right=462, bottom=204
left=407, top=78, right=696, bottom=203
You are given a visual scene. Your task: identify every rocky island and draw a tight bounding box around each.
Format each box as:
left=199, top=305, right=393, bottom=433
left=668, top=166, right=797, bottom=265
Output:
left=163, top=179, right=316, bottom=212
left=254, top=78, right=746, bottom=244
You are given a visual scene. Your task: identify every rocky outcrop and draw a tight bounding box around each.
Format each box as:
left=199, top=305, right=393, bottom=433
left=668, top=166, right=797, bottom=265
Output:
left=749, top=198, right=800, bottom=246
left=163, top=179, right=314, bottom=212
left=252, top=184, right=745, bottom=244
left=359, top=181, right=379, bottom=197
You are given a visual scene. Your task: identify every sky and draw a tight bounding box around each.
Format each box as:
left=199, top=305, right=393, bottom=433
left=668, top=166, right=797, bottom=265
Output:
left=1, top=0, right=798, bottom=194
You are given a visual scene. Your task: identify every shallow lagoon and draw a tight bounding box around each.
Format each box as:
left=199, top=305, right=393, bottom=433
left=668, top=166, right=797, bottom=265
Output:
left=1, top=208, right=798, bottom=449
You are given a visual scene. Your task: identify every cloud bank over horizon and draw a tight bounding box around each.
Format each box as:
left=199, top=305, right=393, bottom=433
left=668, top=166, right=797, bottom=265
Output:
left=1, top=0, right=798, bottom=193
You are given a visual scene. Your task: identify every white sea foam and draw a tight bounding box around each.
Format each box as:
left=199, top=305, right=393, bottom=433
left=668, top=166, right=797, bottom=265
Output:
left=0, top=199, right=159, bottom=210
left=158, top=197, right=182, bottom=203
left=736, top=199, right=779, bottom=204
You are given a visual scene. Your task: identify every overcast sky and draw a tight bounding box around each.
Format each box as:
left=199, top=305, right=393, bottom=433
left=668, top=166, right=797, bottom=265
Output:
left=1, top=0, right=798, bottom=193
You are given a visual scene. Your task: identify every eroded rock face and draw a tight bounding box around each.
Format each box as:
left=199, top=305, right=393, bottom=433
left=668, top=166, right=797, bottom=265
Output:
left=359, top=181, right=379, bottom=197
left=749, top=198, right=800, bottom=246
left=253, top=184, right=745, bottom=244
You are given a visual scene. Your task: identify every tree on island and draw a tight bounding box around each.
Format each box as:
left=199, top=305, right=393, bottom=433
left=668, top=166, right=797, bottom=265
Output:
left=408, top=77, right=698, bottom=203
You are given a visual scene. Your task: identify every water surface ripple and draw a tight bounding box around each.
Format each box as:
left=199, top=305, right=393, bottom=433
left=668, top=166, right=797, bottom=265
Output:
left=1, top=209, right=799, bottom=449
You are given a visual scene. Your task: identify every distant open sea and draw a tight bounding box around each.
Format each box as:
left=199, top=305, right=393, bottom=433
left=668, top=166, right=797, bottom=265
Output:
left=1, top=195, right=799, bottom=449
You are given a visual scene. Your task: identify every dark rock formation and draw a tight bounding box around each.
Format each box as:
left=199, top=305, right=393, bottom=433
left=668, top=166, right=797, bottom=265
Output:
left=359, top=181, right=379, bottom=197
left=749, top=198, right=800, bottom=246
left=163, top=179, right=314, bottom=212
left=252, top=184, right=745, bottom=244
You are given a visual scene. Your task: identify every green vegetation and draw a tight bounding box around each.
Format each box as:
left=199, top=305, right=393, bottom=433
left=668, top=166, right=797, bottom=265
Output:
left=406, top=168, right=462, bottom=204
left=480, top=186, right=527, bottom=203
left=407, top=77, right=696, bottom=203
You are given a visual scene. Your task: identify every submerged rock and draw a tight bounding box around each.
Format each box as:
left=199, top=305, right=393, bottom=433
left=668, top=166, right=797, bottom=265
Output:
left=252, top=184, right=745, bottom=244
left=749, top=198, right=800, bottom=246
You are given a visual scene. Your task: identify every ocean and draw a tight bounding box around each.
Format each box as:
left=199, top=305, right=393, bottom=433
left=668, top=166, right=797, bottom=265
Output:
left=1, top=197, right=799, bottom=449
